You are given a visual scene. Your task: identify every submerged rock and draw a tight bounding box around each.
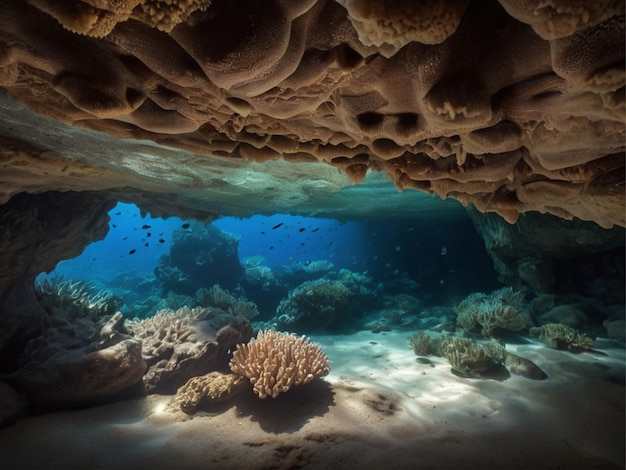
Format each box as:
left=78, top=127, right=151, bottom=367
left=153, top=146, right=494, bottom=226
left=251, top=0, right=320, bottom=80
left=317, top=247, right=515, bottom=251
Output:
left=8, top=313, right=146, bottom=409
left=174, top=371, right=247, bottom=413
left=131, top=306, right=252, bottom=394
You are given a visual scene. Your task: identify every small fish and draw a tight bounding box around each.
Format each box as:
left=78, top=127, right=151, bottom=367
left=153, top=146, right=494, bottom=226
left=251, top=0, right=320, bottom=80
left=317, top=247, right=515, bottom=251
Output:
left=92, top=258, right=97, bottom=261
left=272, top=222, right=283, bottom=230
left=122, top=237, right=128, bottom=240
left=395, top=245, right=401, bottom=252
left=261, top=231, right=265, bottom=235
left=298, top=228, right=305, bottom=232
left=112, top=224, right=117, bottom=228
left=181, top=223, right=190, bottom=229
left=269, top=246, right=274, bottom=250
left=129, top=249, right=136, bottom=255
left=311, top=227, right=319, bottom=233
left=146, top=232, right=151, bottom=237
left=300, top=242, right=305, bottom=246
left=141, top=224, right=151, bottom=229
left=440, top=246, right=447, bottom=256
left=144, top=242, right=149, bottom=247
left=114, top=212, right=121, bottom=216
left=158, top=239, right=165, bottom=244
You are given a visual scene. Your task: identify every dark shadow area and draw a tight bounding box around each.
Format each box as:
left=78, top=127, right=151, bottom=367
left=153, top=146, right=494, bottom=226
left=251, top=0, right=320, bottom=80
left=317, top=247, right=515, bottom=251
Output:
left=232, top=379, right=335, bottom=434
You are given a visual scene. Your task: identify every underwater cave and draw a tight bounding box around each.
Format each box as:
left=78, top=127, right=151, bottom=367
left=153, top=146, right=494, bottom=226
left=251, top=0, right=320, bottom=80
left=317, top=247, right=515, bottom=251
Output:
left=0, top=0, right=625, bottom=469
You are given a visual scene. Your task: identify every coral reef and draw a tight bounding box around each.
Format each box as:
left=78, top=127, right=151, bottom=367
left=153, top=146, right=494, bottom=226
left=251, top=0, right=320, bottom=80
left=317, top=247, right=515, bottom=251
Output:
left=173, top=371, right=247, bottom=413
left=229, top=330, right=330, bottom=399
left=439, top=337, right=507, bottom=378
left=35, top=275, right=123, bottom=322
left=130, top=306, right=252, bottom=393
left=195, top=285, right=259, bottom=320
left=274, top=279, right=351, bottom=332
left=529, top=323, right=595, bottom=351
left=453, top=287, right=528, bottom=337
left=154, top=223, right=242, bottom=295
left=273, top=260, right=336, bottom=291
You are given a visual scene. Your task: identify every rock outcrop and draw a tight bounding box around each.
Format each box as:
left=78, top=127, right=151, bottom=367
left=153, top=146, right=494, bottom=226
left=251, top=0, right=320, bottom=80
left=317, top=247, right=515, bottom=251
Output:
left=131, top=306, right=253, bottom=394
left=7, top=313, right=146, bottom=409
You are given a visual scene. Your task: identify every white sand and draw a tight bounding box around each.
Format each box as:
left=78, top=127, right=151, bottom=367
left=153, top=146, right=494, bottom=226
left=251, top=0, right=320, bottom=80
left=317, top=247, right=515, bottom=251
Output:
left=0, top=331, right=623, bottom=470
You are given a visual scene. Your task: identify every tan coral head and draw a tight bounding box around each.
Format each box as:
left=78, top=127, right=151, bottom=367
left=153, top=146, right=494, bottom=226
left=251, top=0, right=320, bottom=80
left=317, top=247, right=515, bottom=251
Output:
left=229, top=329, right=330, bottom=399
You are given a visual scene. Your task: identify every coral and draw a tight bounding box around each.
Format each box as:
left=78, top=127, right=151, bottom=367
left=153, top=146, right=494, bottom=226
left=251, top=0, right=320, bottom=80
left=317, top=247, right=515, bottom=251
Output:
left=130, top=306, right=252, bottom=393
left=453, top=292, right=487, bottom=330
left=274, top=279, right=351, bottom=332
left=529, top=323, right=594, bottom=350
left=408, top=333, right=546, bottom=380
left=173, top=371, right=247, bottom=413
left=154, top=222, right=242, bottom=295
left=439, top=337, right=507, bottom=378
left=390, top=294, right=423, bottom=316
left=408, top=332, right=440, bottom=356
left=195, top=285, right=259, bottom=320
left=35, top=275, right=123, bottom=323
left=242, top=256, right=276, bottom=290
left=475, top=301, right=526, bottom=337
left=273, top=260, right=336, bottom=290
left=453, top=288, right=528, bottom=337
left=229, top=330, right=330, bottom=399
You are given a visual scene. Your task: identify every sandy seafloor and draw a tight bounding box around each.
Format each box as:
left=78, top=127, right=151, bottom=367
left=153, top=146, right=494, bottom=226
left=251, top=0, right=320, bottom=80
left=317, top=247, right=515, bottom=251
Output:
left=0, top=330, right=623, bottom=470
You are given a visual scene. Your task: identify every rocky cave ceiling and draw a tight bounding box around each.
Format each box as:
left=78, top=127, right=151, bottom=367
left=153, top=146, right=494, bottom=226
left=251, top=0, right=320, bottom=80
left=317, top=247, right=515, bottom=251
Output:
left=0, top=0, right=624, bottom=227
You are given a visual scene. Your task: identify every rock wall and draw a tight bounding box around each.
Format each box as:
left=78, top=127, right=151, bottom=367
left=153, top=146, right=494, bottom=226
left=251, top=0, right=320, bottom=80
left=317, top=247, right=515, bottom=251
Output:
left=0, top=191, right=116, bottom=358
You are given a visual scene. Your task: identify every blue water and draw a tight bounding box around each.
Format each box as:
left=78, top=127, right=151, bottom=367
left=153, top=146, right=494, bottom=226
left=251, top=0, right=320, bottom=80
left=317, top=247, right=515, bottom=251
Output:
left=39, top=201, right=499, bottom=318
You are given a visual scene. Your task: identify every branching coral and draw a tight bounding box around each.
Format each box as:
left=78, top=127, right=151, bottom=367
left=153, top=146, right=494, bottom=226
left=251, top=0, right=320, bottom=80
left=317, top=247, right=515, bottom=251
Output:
left=35, top=275, right=123, bottom=322
left=229, top=330, right=330, bottom=399
left=408, top=332, right=546, bottom=379
left=408, top=331, right=441, bottom=356
left=453, top=288, right=528, bottom=337
left=195, top=285, right=259, bottom=320
left=439, top=337, right=507, bottom=377
left=529, top=323, right=594, bottom=351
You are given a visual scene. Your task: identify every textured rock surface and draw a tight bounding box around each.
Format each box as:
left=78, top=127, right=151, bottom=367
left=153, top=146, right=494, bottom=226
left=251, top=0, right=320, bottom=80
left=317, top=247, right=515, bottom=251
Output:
left=131, top=307, right=253, bottom=394
left=0, top=0, right=623, bottom=227
left=468, top=205, right=625, bottom=294
left=173, top=371, right=247, bottom=413
left=8, top=313, right=146, bottom=408
left=0, top=191, right=116, bottom=357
